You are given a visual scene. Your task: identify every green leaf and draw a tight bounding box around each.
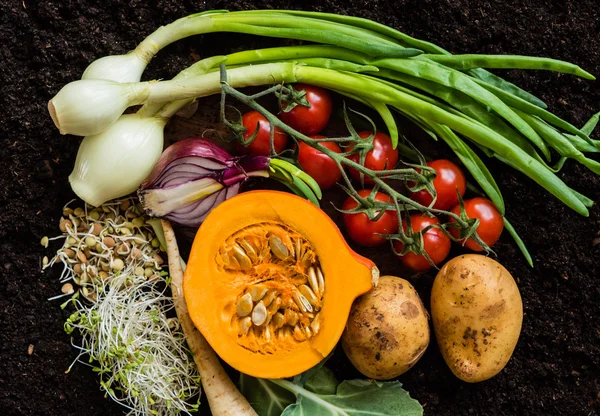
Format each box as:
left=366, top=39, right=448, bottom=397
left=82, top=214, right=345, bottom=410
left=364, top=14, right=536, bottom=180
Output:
left=239, top=373, right=295, bottom=416
left=304, top=367, right=338, bottom=395
left=274, top=376, right=423, bottom=416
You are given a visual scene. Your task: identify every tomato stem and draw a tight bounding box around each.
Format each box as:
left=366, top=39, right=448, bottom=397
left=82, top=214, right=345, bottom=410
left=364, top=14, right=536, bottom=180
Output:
left=218, top=65, right=492, bottom=256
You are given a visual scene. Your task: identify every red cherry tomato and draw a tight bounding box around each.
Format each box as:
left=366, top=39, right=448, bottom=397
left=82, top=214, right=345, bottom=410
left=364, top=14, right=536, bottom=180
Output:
left=297, top=136, right=342, bottom=190
left=240, top=110, right=288, bottom=156
left=410, top=159, right=467, bottom=210
left=348, top=131, right=399, bottom=184
left=394, top=214, right=451, bottom=272
left=449, top=198, right=504, bottom=251
left=341, top=189, right=399, bottom=247
left=280, top=84, right=332, bottom=135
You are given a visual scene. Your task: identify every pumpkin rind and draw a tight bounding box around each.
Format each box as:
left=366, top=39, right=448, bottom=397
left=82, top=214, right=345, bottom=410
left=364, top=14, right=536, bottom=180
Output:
left=183, top=190, right=378, bottom=378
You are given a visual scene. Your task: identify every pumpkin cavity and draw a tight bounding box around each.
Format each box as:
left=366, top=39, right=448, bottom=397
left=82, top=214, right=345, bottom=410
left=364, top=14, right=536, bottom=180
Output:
left=216, top=221, right=324, bottom=354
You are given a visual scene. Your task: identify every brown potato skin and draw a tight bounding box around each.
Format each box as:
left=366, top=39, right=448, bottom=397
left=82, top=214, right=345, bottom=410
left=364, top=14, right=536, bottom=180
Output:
left=431, top=254, right=523, bottom=383
left=342, top=275, right=430, bottom=380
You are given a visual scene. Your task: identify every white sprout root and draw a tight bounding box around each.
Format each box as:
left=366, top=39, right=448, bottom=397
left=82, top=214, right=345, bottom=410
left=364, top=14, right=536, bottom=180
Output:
left=45, top=198, right=201, bottom=416
left=161, top=220, right=257, bottom=416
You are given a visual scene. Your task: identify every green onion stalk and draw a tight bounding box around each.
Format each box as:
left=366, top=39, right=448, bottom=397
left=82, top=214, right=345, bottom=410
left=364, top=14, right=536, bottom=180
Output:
left=80, top=10, right=420, bottom=83
left=53, top=57, right=594, bottom=215
left=49, top=9, right=599, bottom=263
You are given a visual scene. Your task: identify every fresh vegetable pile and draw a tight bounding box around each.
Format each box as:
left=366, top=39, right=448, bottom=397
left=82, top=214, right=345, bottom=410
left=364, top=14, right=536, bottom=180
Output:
left=41, top=7, right=599, bottom=416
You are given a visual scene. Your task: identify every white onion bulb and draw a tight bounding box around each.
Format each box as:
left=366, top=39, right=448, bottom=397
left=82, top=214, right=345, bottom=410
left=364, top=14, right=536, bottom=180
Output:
left=69, top=113, right=166, bottom=206
left=82, top=51, right=148, bottom=83
left=48, top=79, right=150, bottom=137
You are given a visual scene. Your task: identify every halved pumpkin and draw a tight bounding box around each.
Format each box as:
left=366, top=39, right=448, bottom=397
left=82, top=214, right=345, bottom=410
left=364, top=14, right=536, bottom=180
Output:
left=184, top=190, right=378, bottom=378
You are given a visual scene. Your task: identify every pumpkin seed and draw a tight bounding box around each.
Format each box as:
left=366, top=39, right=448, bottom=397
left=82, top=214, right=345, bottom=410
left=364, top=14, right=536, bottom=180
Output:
left=295, top=238, right=303, bottom=260
left=293, top=291, right=313, bottom=313
left=263, top=325, right=272, bottom=342
left=304, top=325, right=313, bottom=339
left=307, top=267, right=319, bottom=295
left=300, top=251, right=312, bottom=269
left=238, top=239, right=258, bottom=262
left=269, top=235, right=289, bottom=260
left=285, top=309, right=299, bottom=326
left=236, top=293, right=253, bottom=317
left=293, top=325, right=307, bottom=342
left=251, top=301, right=268, bottom=326
left=310, top=313, right=321, bottom=334
left=316, top=266, right=325, bottom=294
left=298, top=285, right=319, bottom=308
left=239, top=317, right=252, bottom=335
left=267, top=297, right=281, bottom=316
left=287, top=237, right=295, bottom=258
left=229, top=254, right=241, bottom=270
left=233, top=245, right=252, bottom=271
left=249, top=285, right=268, bottom=302
left=262, top=290, right=276, bottom=307
left=272, top=312, right=285, bottom=329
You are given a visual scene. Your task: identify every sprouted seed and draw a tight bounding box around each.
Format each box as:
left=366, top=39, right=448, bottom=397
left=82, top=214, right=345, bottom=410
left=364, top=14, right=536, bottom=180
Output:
left=43, top=197, right=201, bottom=416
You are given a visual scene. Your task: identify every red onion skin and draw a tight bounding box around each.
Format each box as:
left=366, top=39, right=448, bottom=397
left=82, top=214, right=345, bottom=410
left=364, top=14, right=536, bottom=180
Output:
left=142, top=138, right=235, bottom=187
left=139, top=138, right=271, bottom=227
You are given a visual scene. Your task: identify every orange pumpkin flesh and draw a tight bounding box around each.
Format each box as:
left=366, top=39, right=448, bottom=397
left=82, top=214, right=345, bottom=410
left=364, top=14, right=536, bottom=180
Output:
left=184, top=190, right=378, bottom=379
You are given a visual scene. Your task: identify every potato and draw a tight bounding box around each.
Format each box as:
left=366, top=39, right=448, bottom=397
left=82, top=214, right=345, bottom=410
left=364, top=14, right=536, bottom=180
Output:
left=431, top=254, right=523, bottom=383
left=342, top=275, right=430, bottom=380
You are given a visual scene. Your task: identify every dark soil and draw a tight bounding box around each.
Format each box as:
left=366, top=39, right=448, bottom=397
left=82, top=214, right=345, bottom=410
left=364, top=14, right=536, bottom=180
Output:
left=1, top=0, right=599, bottom=415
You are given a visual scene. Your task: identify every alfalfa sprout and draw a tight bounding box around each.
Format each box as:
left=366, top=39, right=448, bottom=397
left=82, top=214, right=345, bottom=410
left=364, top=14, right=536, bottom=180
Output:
left=43, top=197, right=201, bottom=415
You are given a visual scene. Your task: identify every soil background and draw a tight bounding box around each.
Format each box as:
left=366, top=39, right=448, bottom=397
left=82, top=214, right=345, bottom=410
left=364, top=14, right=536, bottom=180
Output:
left=1, top=0, right=599, bottom=415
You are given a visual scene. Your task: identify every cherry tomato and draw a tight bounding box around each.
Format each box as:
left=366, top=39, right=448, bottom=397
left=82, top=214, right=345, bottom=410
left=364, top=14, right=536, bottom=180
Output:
left=410, top=159, right=467, bottom=210
left=449, top=197, right=504, bottom=251
left=348, top=131, right=399, bottom=184
left=240, top=110, right=288, bottom=156
left=279, top=84, right=332, bottom=135
left=394, top=214, right=451, bottom=272
left=342, top=189, right=399, bottom=247
left=297, top=136, right=342, bottom=190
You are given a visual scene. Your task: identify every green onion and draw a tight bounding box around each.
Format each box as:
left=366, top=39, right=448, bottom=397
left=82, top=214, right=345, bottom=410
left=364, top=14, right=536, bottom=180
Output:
left=53, top=10, right=597, bottom=220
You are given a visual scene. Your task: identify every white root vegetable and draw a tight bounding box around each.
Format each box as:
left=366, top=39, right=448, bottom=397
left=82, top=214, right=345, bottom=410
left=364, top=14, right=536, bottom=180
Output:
left=161, top=220, right=257, bottom=416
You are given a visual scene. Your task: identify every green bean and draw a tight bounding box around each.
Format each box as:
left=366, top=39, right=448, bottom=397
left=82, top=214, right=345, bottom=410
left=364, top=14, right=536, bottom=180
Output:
left=295, top=66, right=587, bottom=215
left=396, top=110, right=439, bottom=142
left=514, top=109, right=600, bottom=175
left=566, top=112, right=600, bottom=152
left=248, top=10, right=552, bottom=108
left=467, top=68, right=548, bottom=109
left=494, top=153, right=594, bottom=207
left=566, top=135, right=600, bottom=153
left=568, top=188, right=595, bottom=208
left=186, top=45, right=562, bottom=158
left=423, top=54, right=595, bottom=80
left=375, top=68, right=552, bottom=161
left=581, top=112, right=600, bottom=135
left=224, top=45, right=372, bottom=66
left=276, top=57, right=379, bottom=73
left=503, top=218, right=534, bottom=268
left=370, top=58, right=544, bottom=146
left=471, top=76, right=592, bottom=143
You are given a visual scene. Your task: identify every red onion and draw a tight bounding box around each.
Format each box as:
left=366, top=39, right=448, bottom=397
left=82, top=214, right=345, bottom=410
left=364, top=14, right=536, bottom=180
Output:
left=139, top=138, right=269, bottom=227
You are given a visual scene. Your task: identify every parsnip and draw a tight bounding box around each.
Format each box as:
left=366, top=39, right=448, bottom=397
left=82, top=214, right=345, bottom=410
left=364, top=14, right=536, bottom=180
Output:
left=161, top=220, right=257, bottom=416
